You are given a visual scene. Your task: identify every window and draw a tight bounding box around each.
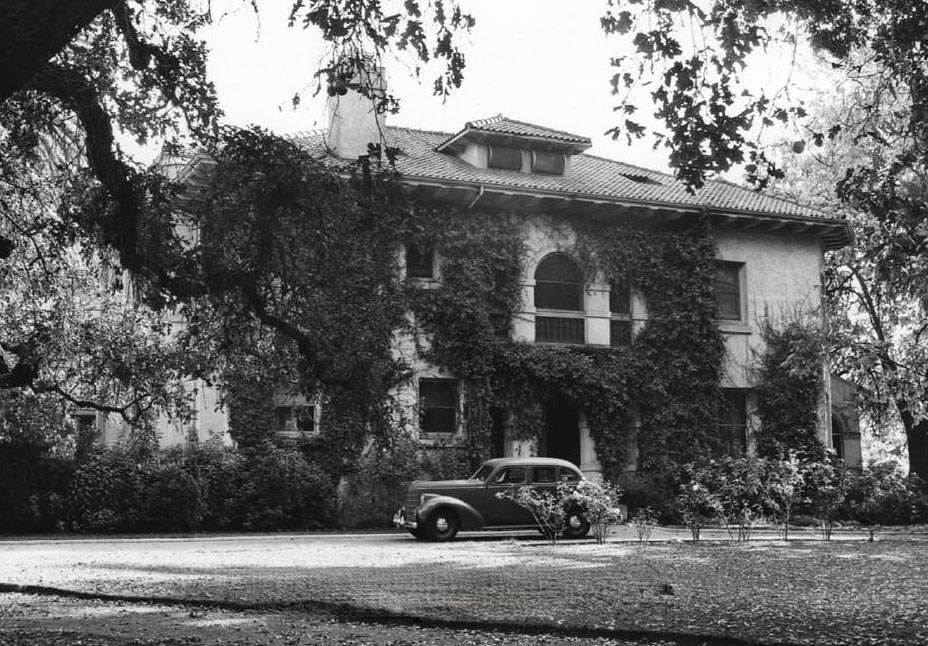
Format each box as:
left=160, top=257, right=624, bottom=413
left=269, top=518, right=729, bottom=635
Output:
left=536, top=316, right=584, bottom=344
left=559, top=467, right=581, bottom=483
left=717, top=390, right=747, bottom=455
left=71, top=412, right=98, bottom=438
left=532, top=151, right=565, bottom=175
left=532, top=466, right=558, bottom=483
left=488, top=146, right=523, bottom=170
left=610, top=276, right=632, bottom=346
left=419, top=379, right=458, bottom=435
left=493, top=467, right=526, bottom=484
left=275, top=405, right=317, bottom=435
left=714, top=262, right=743, bottom=320
left=535, top=254, right=583, bottom=311
left=406, top=243, right=434, bottom=279
left=534, top=254, right=585, bottom=344
left=831, top=417, right=845, bottom=460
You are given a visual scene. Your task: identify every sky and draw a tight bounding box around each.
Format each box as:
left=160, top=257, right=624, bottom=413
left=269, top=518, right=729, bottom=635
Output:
left=195, top=1, right=673, bottom=172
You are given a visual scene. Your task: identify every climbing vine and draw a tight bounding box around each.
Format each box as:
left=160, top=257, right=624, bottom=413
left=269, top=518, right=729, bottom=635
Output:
left=409, top=210, right=727, bottom=482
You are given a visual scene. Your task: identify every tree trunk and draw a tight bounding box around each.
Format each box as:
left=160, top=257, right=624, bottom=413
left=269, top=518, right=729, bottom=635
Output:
left=0, top=0, right=115, bottom=100
left=898, top=403, right=928, bottom=483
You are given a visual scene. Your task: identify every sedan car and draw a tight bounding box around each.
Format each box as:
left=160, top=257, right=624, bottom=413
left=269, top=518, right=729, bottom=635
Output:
left=393, top=457, right=590, bottom=541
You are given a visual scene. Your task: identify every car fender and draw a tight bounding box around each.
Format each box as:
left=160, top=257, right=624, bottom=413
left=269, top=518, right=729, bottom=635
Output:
left=418, top=495, right=486, bottom=530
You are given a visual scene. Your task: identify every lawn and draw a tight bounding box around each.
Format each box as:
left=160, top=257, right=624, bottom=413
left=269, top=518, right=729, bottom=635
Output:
left=1, top=533, right=926, bottom=645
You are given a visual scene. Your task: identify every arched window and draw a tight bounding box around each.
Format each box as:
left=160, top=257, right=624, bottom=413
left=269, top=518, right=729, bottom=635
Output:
left=534, top=254, right=583, bottom=311
left=534, top=253, right=584, bottom=344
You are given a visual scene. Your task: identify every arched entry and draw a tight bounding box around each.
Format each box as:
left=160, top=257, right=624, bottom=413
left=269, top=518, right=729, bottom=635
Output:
left=543, top=394, right=581, bottom=467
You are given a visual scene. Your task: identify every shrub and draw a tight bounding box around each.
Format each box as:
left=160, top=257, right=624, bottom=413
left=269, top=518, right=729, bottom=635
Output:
left=841, top=462, right=928, bottom=530
left=678, top=465, right=721, bottom=542
left=758, top=455, right=806, bottom=540
left=565, top=479, right=623, bottom=544
left=706, top=457, right=766, bottom=542
left=631, top=506, right=659, bottom=542
left=340, top=436, right=420, bottom=529
left=496, top=484, right=569, bottom=544
left=804, top=456, right=847, bottom=541
left=228, top=447, right=335, bottom=531
left=68, top=447, right=145, bottom=533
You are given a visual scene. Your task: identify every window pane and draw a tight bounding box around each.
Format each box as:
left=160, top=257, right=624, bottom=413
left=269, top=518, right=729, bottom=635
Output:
left=831, top=419, right=845, bottom=460
left=532, top=151, right=565, bottom=175
left=559, top=468, right=580, bottom=483
left=535, top=282, right=583, bottom=310
left=488, top=146, right=522, bottom=170
left=420, top=379, right=457, bottom=434
left=535, top=254, right=582, bottom=282
left=536, top=316, right=584, bottom=344
left=406, top=243, right=433, bottom=278
left=714, top=262, right=742, bottom=320
left=296, top=406, right=315, bottom=434
left=609, top=278, right=630, bottom=314
left=717, top=390, right=747, bottom=455
left=533, top=466, right=557, bottom=483
left=535, top=254, right=583, bottom=311
left=610, top=320, right=632, bottom=347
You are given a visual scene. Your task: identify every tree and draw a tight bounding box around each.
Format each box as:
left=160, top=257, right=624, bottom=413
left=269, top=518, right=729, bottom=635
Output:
left=772, top=66, right=928, bottom=479
left=1, top=1, right=472, bottom=403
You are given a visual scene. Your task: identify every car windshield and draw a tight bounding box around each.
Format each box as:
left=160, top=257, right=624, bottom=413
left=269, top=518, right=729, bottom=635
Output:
left=471, top=464, right=494, bottom=481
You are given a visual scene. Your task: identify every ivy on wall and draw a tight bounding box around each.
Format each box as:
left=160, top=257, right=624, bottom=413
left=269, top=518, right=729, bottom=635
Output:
left=410, top=209, right=727, bottom=482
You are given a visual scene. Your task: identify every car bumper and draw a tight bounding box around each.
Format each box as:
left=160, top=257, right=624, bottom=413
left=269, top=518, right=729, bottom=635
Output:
left=393, top=508, right=418, bottom=530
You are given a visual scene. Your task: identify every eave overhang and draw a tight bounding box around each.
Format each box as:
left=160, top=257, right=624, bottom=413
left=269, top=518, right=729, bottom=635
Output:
left=400, top=175, right=853, bottom=251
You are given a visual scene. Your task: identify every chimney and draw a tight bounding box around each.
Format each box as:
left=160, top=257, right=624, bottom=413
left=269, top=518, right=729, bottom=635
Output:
left=326, top=67, right=387, bottom=160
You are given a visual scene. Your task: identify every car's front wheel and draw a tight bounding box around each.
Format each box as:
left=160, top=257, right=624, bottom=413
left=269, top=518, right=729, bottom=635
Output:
left=423, top=509, right=459, bottom=542
left=562, top=509, right=591, bottom=539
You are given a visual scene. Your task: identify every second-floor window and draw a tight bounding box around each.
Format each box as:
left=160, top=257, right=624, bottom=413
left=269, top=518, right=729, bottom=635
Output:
left=714, top=261, right=744, bottom=321
left=534, top=253, right=584, bottom=344
left=275, top=404, right=317, bottom=435
left=610, top=276, right=632, bottom=347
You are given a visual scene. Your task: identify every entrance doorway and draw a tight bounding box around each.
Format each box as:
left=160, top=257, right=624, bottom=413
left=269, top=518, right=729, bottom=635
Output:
left=543, top=395, right=581, bottom=467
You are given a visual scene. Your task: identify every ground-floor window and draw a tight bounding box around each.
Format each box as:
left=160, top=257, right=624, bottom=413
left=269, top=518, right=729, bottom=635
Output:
left=717, top=389, right=748, bottom=455
left=275, top=404, right=317, bottom=436
left=419, top=378, right=459, bottom=436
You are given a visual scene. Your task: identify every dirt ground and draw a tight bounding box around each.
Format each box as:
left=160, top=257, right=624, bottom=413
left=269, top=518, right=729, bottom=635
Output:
left=1, top=529, right=927, bottom=645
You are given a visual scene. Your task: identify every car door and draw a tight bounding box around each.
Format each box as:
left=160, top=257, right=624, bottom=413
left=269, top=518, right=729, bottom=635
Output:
left=483, top=466, right=534, bottom=526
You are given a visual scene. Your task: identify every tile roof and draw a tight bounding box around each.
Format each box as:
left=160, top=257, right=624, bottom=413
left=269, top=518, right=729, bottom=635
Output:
left=295, top=124, right=841, bottom=226
left=452, top=114, right=592, bottom=146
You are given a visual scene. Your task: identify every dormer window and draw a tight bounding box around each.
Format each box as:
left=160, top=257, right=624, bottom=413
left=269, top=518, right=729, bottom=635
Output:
left=532, top=151, right=565, bottom=175
left=488, top=146, right=522, bottom=171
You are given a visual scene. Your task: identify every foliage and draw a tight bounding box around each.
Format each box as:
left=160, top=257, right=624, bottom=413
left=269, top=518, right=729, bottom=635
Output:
left=703, top=456, right=766, bottom=542
left=496, top=483, right=570, bottom=545
left=804, top=456, right=847, bottom=541
left=677, top=466, right=721, bottom=543
left=631, top=506, right=659, bottom=543
left=758, top=454, right=806, bottom=541
left=565, top=479, right=624, bottom=545
left=340, top=435, right=420, bottom=529
left=412, top=214, right=726, bottom=481
left=841, top=461, right=928, bottom=529
left=753, top=319, right=827, bottom=463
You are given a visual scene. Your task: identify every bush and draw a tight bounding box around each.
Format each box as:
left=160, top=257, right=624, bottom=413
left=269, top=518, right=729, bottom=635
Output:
left=631, top=507, right=659, bottom=542
left=677, top=466, right=721, bottom=542
left=841, top=462, right=928, bottom=528
left=496, top=484, right=568, bottom=544
left=68, top=447, right=146, bottom=532
left=339, top=437, right=420, bottom=529
left=705, top=457, right=766, bottom=542
left=565, top=479, right=623, bottom=544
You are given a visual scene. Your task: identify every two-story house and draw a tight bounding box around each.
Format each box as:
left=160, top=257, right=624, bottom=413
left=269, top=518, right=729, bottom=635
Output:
left=95, top=77, right=861, bottom=475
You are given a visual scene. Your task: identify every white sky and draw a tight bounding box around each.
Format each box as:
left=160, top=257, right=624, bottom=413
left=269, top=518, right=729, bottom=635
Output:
left=196, top=1, right=673, bottom=172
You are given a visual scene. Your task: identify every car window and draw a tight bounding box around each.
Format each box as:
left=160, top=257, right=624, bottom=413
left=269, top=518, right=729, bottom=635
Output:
left=472, top=464, right=494, bottom=481
left=532, top=466, right=557, bottom=483
left=559, top=467, right=581, bottom=483
left=493, top=467, right=526, bottom=484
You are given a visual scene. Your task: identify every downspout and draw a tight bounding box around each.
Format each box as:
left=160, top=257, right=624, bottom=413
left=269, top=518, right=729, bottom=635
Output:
left=467, top=185, right=485, bottom=209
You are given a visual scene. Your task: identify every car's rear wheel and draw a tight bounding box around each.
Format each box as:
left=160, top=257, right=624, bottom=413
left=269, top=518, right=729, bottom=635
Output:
left=423, top=509, right=459, bottom=542
left=562, top=509, right=590, bottom=539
